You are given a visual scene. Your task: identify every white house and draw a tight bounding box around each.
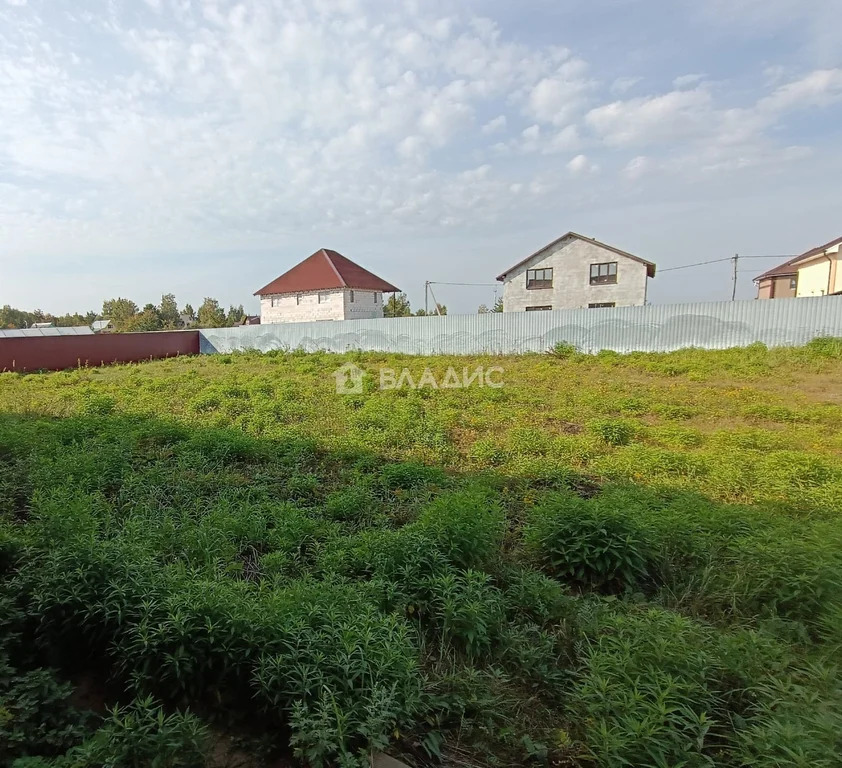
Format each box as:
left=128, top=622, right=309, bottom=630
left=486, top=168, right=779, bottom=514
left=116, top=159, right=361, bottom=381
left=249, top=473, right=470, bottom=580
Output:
left=495, top=232, right=656, bottom=312
left=254, top=249, right=400, bottom=324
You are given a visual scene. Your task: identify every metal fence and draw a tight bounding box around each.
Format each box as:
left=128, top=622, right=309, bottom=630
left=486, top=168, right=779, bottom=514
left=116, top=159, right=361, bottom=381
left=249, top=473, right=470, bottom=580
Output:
left=199, top=296, right=842, bottom=356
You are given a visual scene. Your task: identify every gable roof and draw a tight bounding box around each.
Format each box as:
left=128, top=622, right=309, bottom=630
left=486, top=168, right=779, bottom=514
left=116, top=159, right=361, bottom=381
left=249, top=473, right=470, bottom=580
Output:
left=254, top=249, right=400, bottom=296
left=754, top=235, right=842, bottom=282
left=495, top=231, right=656, bottom=281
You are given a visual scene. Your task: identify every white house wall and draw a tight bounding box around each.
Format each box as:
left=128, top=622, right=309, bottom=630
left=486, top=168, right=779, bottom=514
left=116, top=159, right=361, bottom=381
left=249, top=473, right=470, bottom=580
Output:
left=502, top=238, right=649, bottom=311
left=260, top=289, right=384, bottom=323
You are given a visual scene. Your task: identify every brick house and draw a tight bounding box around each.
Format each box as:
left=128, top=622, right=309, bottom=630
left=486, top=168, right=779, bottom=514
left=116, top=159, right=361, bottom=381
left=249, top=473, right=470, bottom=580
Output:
left=755, top=236, right=842, bottom=299
left=254, top=249, right=400, bottom=324
left=495, top=232, right=656, bottom=312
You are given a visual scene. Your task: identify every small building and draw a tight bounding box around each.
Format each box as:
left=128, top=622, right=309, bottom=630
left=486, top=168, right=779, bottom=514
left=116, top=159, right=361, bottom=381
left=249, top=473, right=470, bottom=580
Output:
left=495, top=231, right=656, bottom=312
left=91, top=319, right=113, bottom=333
left=254, top=249, right=400, bottom=324
left=755, top=236, right=842, bottom=299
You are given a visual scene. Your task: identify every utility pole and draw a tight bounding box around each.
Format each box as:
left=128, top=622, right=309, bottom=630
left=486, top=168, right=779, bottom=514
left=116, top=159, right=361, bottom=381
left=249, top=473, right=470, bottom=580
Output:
left=731, top=253, right=739, bottom=301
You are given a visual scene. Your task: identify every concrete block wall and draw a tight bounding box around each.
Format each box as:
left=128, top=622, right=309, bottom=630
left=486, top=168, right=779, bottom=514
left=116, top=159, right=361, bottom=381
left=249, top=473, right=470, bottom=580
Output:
left=502, top=237, right=649, bottom=311
left=259, top=289, right=384, bottom=323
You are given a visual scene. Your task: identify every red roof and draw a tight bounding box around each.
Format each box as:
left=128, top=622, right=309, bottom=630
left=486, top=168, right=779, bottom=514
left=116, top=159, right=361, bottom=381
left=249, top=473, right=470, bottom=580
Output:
left=755, top=235, right=842, bottom=282
left=496, top=231, right=656, bottom=281
left=254, top=249, right=400, bottom=296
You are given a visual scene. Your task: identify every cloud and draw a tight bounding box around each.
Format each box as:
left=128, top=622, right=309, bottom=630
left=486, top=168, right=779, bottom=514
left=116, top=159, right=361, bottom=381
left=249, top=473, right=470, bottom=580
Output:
left=623, top=155, right=650, bottom=181
left=673, top=73, right=705, bottom=88
left=611, top=76, right=641, bottom=94
left=566, top=154, right=598, bottom=176
left=757, top=68, right=842, bottom=113
left=586, top=88, right=714, bottom=147
left=526, top=59, right=594, bottom=126
left=481, top=115, right=507, bottom=134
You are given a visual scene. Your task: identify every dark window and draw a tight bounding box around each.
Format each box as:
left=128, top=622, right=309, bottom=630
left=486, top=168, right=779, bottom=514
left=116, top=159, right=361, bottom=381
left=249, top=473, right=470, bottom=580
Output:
left=588, top=302, right=616, bottom=308
left=590, top=261, right=618, bottom=285
left=526, top=268, right=553, bottom=289
left=789, top=278, right=797, bottom=290
left=525, top=305, right=552, bottom=311
left=349, top=290, right=355, bottom=303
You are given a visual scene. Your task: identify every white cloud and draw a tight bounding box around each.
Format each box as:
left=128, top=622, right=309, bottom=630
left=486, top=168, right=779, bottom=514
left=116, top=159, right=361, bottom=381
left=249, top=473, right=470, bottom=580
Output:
left=481, top=115, right=507, bottom=134
left=673, top=73, right=705, bottom=88
left=611, top=76, right=641, bottom=94
left=566, top=154, right=598, bottom=176
left=526, top=59, right=594, bottom=126
left=586, top=88, right=714, bottom=147
left=758, top=68, right=842, bottom=113
left=623, top=155, right=650, bottom=181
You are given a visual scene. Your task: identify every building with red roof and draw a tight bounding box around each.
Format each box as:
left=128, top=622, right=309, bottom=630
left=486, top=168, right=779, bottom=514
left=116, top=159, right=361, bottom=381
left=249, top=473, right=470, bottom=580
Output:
left=254, top=249, right=400, bottom=324
left=755, top=236, right=842, bottom=299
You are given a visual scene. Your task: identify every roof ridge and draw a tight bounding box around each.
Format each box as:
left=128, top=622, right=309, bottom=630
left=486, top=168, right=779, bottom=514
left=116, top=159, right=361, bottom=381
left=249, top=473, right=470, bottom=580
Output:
left=321, top=248, right=347, bottom=287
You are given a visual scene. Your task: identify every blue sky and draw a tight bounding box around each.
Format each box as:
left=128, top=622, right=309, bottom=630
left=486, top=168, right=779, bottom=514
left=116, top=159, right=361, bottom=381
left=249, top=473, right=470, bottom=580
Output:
left=1, top=0, right=840, bottom=315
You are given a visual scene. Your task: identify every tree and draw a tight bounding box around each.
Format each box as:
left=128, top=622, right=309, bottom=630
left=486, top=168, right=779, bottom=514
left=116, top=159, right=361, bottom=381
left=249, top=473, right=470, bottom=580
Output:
left=124, top=306, right=163, bottom=332
left=102, top=298, right=139, bottom=332
left=384, top=293, right=412, bottom=318
left=158, top=294, right=182, bottom=329
left=226, top=305, right=246, bottom=326
left=181, top=303, right=196, bottom=322
left=197, top=297, right=227, bottom=328
left=477, top=304, right=489, bottom=314
left=492, top=297, right=503, bottom=313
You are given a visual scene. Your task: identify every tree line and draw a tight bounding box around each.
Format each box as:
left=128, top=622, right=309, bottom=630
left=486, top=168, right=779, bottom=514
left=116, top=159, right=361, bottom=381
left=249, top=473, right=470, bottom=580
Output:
left=383, top=293, right=502, bottom=317
left=1, top=295, right=246, bottom=332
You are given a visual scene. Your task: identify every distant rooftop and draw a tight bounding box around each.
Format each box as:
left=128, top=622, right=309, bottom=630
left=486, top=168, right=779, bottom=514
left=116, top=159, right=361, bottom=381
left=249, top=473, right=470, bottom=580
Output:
left=0, top=326, right=94, bottom=338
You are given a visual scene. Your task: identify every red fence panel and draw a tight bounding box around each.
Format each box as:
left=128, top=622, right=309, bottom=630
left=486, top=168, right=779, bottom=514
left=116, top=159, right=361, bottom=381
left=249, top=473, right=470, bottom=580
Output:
left=0, top=331, right=200, bottom=373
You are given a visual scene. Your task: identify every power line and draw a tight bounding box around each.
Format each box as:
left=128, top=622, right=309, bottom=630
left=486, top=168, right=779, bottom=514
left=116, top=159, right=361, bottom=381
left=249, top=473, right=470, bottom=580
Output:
left=660, top=255, right=797, bottom=273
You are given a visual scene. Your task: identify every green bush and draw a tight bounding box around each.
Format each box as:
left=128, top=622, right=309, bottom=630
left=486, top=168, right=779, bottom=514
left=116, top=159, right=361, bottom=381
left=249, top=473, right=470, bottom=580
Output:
left=587, top=418, right=637, bottom=447
left=524, top=493, right=651, bottom=592
left=412, top=487, right=505, bottom=570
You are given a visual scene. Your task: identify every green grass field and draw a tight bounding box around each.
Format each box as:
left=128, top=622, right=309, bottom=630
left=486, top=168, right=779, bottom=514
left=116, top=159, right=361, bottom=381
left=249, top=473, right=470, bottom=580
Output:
left=2, top=339, right=842, bottom=767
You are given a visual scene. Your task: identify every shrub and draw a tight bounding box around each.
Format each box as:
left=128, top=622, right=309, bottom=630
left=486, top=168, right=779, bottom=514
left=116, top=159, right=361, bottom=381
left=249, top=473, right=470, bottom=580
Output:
left=524, top=493, right=651, bottom=592
left=547, top=342, right=578, bottom=359
left=805, top=336, right=842, bottom=359
left=413, top=487, right=505, bottom=570
left=61, top=698, right=209, bottom=768
left=587, top=418, right=637, bottom=447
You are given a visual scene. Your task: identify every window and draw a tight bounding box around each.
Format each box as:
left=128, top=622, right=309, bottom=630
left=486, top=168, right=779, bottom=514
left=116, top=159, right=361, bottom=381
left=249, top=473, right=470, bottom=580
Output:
left=374, top=292, right=379, bottom=303
left=525, top=305, right=552, bottom=311
left=790, top=278, right=797, bottom=290
left=588, top=302, right=615, bottom=308
left=295, top=294, right=300, bottom=305
left=526, top=268, right=553, bottom=289
left=349, top=290, right=355, bottom=303
left=318, top=292, right=328, bottom=304
left=590, top=262, right=618, bottom=285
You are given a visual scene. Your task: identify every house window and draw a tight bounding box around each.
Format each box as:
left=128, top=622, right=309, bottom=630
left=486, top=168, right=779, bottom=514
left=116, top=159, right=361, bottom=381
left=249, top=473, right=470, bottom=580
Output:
left=590, top=262, right=618, bottom=285
left=525, top=305, right=552, bottom=311
left=296, top=294, right=300, bottom=305
left=526, top=268, right=553, bottom=289
left=790, top=278, right=797, bottom=290
left=374, top=292, right=378, bottom=303
left=318, top=292, right=328, bottom=304
left=588, top=302, right=616, bottom=308
left=349, top=290, right=355, bottom=303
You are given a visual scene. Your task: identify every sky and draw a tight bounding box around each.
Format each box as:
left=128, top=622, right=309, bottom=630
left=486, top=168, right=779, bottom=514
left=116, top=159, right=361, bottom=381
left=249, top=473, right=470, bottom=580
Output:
left=1, top=0, right=841, bottom=316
